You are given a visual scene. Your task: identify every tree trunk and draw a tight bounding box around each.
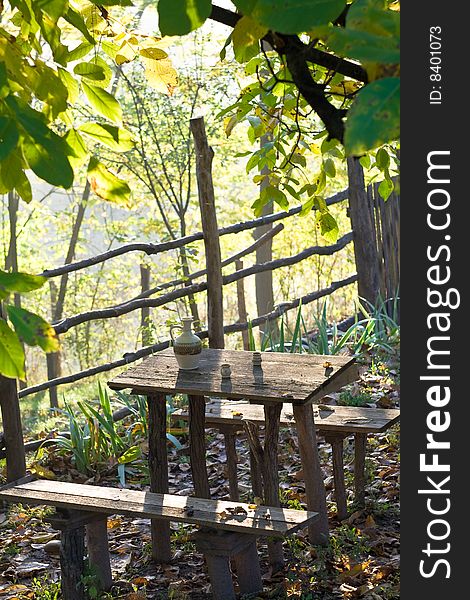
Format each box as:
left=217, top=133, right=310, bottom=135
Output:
left=190, top=117, right=224, bottom=349
left=48, top=182, right=90, bottom=408
left=347, top=157, right=381, bottom=306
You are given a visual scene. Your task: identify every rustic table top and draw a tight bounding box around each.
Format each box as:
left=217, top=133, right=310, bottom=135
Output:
left=108, top=348, right=357, bottom=405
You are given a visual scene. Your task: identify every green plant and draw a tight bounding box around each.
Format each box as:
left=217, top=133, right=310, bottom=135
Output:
left=27, top=577, right=61, bottom=600
left=338, top=389, right=372, bottom=407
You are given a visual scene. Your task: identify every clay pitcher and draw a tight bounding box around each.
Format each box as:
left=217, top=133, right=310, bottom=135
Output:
left=170, top=317, right=202, bottom=370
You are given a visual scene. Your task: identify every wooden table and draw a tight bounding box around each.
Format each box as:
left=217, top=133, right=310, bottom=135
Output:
left=108, top=348, right=357, bottom=560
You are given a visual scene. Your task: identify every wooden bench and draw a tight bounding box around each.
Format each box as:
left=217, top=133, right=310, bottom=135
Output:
left=172, top=399, right=400, bottom=520
left=0, top=478, right=317, bottom=600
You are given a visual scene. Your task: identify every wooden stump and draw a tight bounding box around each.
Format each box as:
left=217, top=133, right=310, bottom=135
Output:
left=147, top=394, right=172, bottom=563
left=262, top=403, right=284, bottom=572
left=325, top=433, right=348, bottom=521
left=193, top=530, right=262, bottom=600
left=86, top=517, right=112, bottom=591
left=292, top=403, right=329, bottom=545
left=189, top=395, right=211, bottom=498
left=60, top=525, right=86, bottom=600
left=220, top=426, right=239, bottom=501
left=232, top=536, right=263, bottom=596
left=354, top=433, right=368, bottom=508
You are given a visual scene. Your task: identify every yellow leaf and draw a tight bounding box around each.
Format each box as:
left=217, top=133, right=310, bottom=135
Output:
left=364, top=514, right=376, bottom=529
left=142, top=57, right=178, bottom=94
left=329, top=81, right=362, bottom=96
left=30, top=464, right=56, bottom=480
left=139, top=47, right=168, bottom=60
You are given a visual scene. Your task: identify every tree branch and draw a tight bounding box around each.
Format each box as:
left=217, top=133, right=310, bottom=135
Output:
left=52, top=232, right=353, bottom=335
left=39, top=189, right=348, bottom=278
left=18, top=274, right=357, bottom=399
left=209, top=4, right=368, bottom=83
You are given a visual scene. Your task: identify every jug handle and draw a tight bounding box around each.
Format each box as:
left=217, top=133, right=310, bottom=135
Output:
left=169, top=324, right=183, bottom=344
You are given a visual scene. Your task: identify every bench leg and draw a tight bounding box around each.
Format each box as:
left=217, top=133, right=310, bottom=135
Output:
left=60, top=525, right=86, bottom=600
left=354, top=433, right=367, bottom=508
left=292, top=403, right=329, bottom=546
left=86, top=517, right=112, bottom=591
left=147, top=393, right=172, bottom=563
left=221, top=426, right=240, bottom=501
left=325, top=434, right=348, bottom=521
left=194, top=530, right=256, bottom=600
left=232, top=536, right=263, bottom=596
left=204, top=554, right=236, bottom=600
left=189, top=394, right=211, bottom=499
left=263, top=403, right=284, bottom=572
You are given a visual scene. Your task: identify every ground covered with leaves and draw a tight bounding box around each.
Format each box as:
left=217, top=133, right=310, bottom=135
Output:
left=0, top=351, right=400, bottom=600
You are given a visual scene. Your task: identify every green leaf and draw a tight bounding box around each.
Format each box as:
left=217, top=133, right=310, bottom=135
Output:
left=0, top=270, right=46, bottom=300
left=6, top=98, right=74, bottom=188
left=0, top=320, right=25, bottom=380
left=378, top=176, right=394, bottom=201
left=375, top=147, right=390, bottom=170
left=67, top=41, right=95, bottom=62
left=232, top=15, right=267, bottom=63
left=344, top=77, right=400, bottom=156
left=323, top=157, right=336, bottom=178
left=0, top=116, right=19, bottom=160
left=79, top=122, right=135, bottom=152
left=36, top=0, right=68, bottom=22
left=63, top=8, right=96, bottom=44
left=158, top=0, right=212, bottom=36
left=313, top=25, right=400, bottom=64
left=315, top=210, right=339, bottom=243
left=234, top=0, right=346, bottom=34
left=7, top=305, right=59, bottom=352
left=64, top=129, right=89, bottom=170
left=81, top=81, right=122, bottom=124
left=74, top=61, right=106, bottom=81
left=87, top=156, right=131, bottom=206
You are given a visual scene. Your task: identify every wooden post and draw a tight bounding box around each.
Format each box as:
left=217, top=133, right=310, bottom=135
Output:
left=190, top=117, right=224, bottom=349
left=140, top=264, right=151, bottom=346
left=347, top=157, right=381, bottom=306
left=188, top=394, right=211, bottom=498
left=0, top=374, right=26, bottom=482
left=262, top=403, right=284, bottom=572
left=292, top=403, right=329, bottom=545
left=60, top=525, right=86, bottom=600
left=232, top=537, right=263, bottom=596
left=86, top=517, right=112, bottom=591
left=235, top=260, right=250, bottom=350
left=325, top=434, right=348, bottom=521
left=220, top=426, right=239, bottom=501
left=147, top=394, right=172, bottom=563
left=354, top=433, right=368, bottom=508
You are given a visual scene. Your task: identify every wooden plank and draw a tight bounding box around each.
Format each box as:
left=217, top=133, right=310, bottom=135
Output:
left=0, top=480, right=317, bottom=537
left=108, top=348, right=356, bottom=405
left=174, top=398, right=400, bottom=435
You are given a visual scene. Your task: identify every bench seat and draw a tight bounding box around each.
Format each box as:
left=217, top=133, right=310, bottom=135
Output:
left=0, top=478, right=317, bottom=537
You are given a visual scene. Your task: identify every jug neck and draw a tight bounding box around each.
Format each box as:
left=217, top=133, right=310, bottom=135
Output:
left=181, top=317, right=193, bottom=332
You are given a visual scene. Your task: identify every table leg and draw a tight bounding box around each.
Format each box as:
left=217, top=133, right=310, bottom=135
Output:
left=147, top=394, right=172, bottom=563
left=292, top=403, right=329, bottom=545
left=188, top=395, right=211, bottom=498
left=354, top=433, right=367, bottom=508
left=263, top=402, right=284, bottom=572
left=325, top=433, right=348, bottom=521
left=220, top=426, right=240, bottom=501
